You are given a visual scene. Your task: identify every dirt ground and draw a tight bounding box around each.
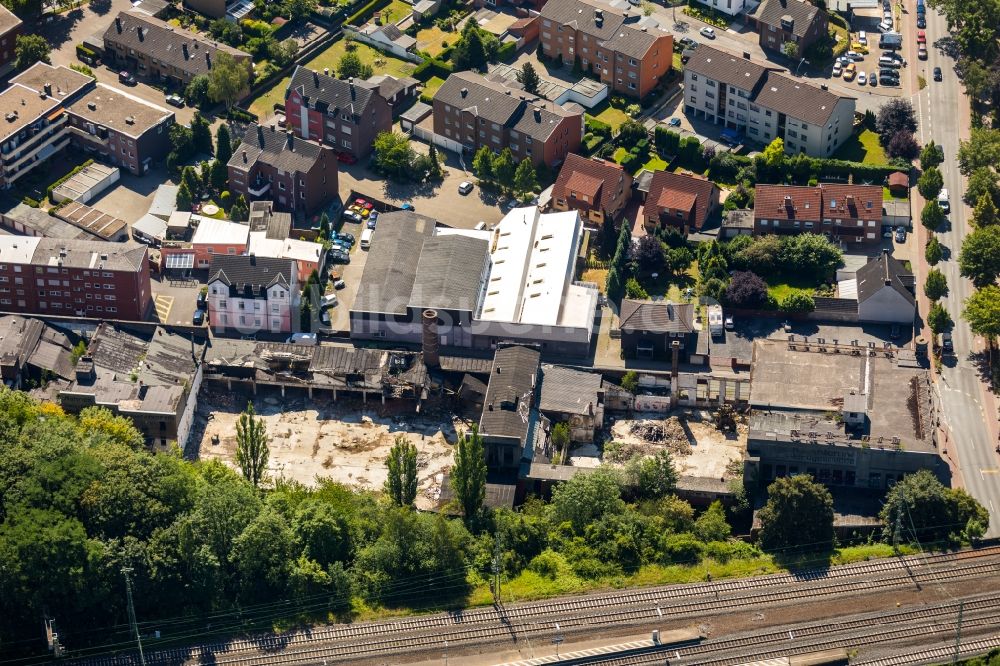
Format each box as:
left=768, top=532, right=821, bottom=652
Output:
left=194, top=395, right=465, bottom=510
left=603, top=411, right=747, bottom=480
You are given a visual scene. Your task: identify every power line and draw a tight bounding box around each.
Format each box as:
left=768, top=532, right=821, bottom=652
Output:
left=122, top=568, right=146, bottom=666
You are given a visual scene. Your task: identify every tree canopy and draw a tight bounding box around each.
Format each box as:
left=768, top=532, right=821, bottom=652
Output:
left=452, top=427, right=486, bottom=520
left=207, top=52, right=251, bottom=110
left=959, top=225, right=1000, bottom=286
left=757, top=475, right=835, bottom=551
left=880, top=470, right=988, bottom=544
left=963, top=285, right=1000, bottom=340
left=384, top=436, right=418, bottom=507
left=15, top=34, right=49, bottom=71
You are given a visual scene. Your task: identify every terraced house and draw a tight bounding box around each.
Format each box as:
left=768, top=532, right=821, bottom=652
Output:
left=284, top=66, right=393, bottom=161
left=753, top=183, right=884, bottom=245
left=538, top=0, right=673, bottom=99
left=102, top=10, right=252, bottom=87
left=432, top=71, right=583, bottom=168
left=683, top=45, right=854, bottom=157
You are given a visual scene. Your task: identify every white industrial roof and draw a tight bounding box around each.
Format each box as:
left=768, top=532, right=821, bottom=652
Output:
left=248, top=232, right=323, bottom=264
left=477, top=207, right=584, bottom=327
left=838, top=278, right=858, bottom=300
left=191, top=218, right=250, bottom=246
left=132, top=213, right=167, bottom=240
left=0, top=237, right=41, bottom=264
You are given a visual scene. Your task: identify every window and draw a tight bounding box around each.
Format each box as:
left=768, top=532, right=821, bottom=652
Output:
left=689, top=95, right=697, bottom=103
left=342, top=139, right=351, bottom=148
left=706, top=80, right=716, bottom=87
left=690, top=73, right=698, bottom=82
left=706, top=92, right=715, bottom=99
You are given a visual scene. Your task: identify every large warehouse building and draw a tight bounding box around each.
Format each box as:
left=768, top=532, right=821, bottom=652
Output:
left=349, top=207, right=597, bottom=356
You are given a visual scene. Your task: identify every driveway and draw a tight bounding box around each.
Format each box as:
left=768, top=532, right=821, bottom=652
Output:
left=150, top=274, right=201, bottom=326
left=39, top=0, right=198, bottom=126
left=88, top=166, right=172, bottom=226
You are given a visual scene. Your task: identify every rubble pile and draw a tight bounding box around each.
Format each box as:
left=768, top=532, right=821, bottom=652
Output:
left=628, top=417, right=692, bottom=456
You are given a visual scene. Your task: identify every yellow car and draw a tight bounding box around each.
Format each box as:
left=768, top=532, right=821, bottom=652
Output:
left=843, top=63, right=857, bottom=81
left=359, top=207, right=371, bottom=218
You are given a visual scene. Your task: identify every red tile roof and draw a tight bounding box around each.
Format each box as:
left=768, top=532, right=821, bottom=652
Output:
left=752, top=184, right=822, bottom=222
left=644, top=171, right=718, bottom=229
left=656, top=188, right=697, bottom=212
left=552, top=153, right=632, bottom=216
left=887, top=171, right=909, bottom=189
left=819, top=183, right=883, bottom=222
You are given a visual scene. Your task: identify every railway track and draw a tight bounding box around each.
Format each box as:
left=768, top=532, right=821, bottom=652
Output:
left=68, top=547, right=1000, bottom=666
left=587, top=594, right=1000, bottom=665
left=854, top=634, right=1000, bottom=666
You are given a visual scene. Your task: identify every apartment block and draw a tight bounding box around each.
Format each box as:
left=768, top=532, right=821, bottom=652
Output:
left=433, top=71, right=583, bottom=168
left=0, top=5, right=22, bottom=75
left=751, top=0, right=829, bottom=60
left=228, top=124, right=339, bottom=216
left=550, top=153, right=633, bottom=226
left=539, top=0, right=673, bottom=99
left=207, top=254, right=297, bottom=334
left=683, top=45, right=854, bottom=157
left=284, top=66, right=393, bottom=160
left=103, top=10, right=252, bottom=88
left=0, top=237, right=152, bottom=320
left=753, top=183, right=884, bottom=245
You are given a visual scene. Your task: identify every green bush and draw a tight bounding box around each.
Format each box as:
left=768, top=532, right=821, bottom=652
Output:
left=344, top=0, right=392, bottom=26
left=412, top=57, right=453, bottom=82
left=240, top=18, right=275, bottom=37
left=497, top=41, right=517, bottom=62
left=226, top=107, right=257, bottom=123
left=780, top=292, right=816, bottom=313
left=585, top=116, right=612, bottom=138
left=46, top=159, right=95, bottom=203
left=21, top=196, right=39, bottom=208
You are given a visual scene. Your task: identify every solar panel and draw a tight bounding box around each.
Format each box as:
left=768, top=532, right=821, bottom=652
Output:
left=164, top=253, right=194, bottom=269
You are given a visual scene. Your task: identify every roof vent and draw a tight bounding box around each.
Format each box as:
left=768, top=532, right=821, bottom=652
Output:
left=100, top=253, right=108, bottom=261
left=182, top=43, right=189, bottom=60
left=460, top=87, right=468, bottom=97
left=125, top=116, right=135, bottom=125
left=743, top=51, right=751, bottom=59
left=43, top=83, right=52, bottom=97
left=115, top=16, right=122, bottom=32
left=324, top=67, right=329, bottom=76
left=87, top=101, right=97, bottom=111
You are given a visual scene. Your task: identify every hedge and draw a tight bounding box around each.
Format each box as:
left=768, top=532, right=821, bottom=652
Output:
left=75, top=44, right=98, bottom=62
left=47, top=159, right=95, bottom=203
left=655, top=126, right=680, bottom=155
left=345, top=0, right=392, bottom=27
left=413, top=57, right=453, bottom=82
left=22, top=196, right=40, bottom=208
left=585, top=116, right=611, bottom=137
left=226, top=107, right=257, bottom=123
left=497, top=41, right=517, bottom=62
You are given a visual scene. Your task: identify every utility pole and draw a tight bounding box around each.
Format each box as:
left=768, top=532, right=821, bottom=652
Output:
left=952, top=601, right=964, bottom=665
left=892, top=495, right=904, bottom=554
left=122, top=567, right=147, bottom=666
left=491, top=533, right=503, bottom=606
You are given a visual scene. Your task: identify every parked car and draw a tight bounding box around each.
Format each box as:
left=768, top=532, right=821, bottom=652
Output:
left=879, top=74, right=900, bottom=86
left=118, top=71, right=136, bottom=85
left=724, top=316, right=735, bottom=331
left=942, top=331, right=953, bottom=353
left=833, top=62, right=843, bottom=77
left=846, top=51, right=864, bottom=61
left=342, top=209, right=361, bottom=223
left=458, top=181, right=474, bottom=195
left=193, top=309, right=205, bottom=326
left=329, top=250, right=350, bottom=264
left=937, top=188, right=950, bottom=212
left=858, top=30, right=867, bottom=46
left=699, top=26, right=716, bottom=39
left=895, top=226, right=906, bottom=242
left=917, top=15, right=926, bottom=28
left=917, top=30, right=926, bottom=43
left=933, top=66, right=943, bottom=81
left=667, top=117, right=681, bottom=127
left=366, top=215, right=377, bottom=229
left=197, top=291, right=208, bottom=310
left=918, top=46, right=928, bottom=60
left=843, top=63, right=857, bottom=80
left=333, top=279, right=346, bottom=290
left=881, top=50, right=902, bottom=60
left=334, top=231, right=355, bottom=244
left=165, top=94, right=184, bottom=107
left=858, top=72, right=867, bottom=85
left=870, top=72, right=878, bottom=86
left=320, top=293, right=338, bottom=309
left=401, top=202, right=415, bottom=211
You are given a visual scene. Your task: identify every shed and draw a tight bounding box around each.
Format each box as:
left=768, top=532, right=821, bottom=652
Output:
left=887, top=171, right=909, bottom=194
left=51, top=163, right=120, bottom=204
left=149, top=184, right=179, bottom=221
left=400, top=101, right=432, bottom=133
left=132, top=213, right=168, bottom=246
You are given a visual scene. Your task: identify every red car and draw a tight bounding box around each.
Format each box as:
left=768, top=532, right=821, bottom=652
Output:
left=917, top=30, right=926, bottom=43
left=337, top=152, right=357, bottom=165
left=354, top=199, right=373, bottom=210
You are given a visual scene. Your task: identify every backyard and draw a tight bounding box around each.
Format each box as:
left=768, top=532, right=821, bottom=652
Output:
left=377, top=0, right=413, bottom=24
left=587, top=102, right=630, bottom=133
left=415, top=24, right=453, bottom=57
left=766, top=276, right=822, bottom=302
left=832, top=128, right=887, bottom=165
left=423, top=75, right=446, bottom=99
left=612, top=146, right=669, bottom=175
left=249, top=40, right=418, bottom=117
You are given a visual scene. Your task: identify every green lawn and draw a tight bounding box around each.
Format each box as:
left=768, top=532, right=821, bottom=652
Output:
left=643, top=154, right=668, bottom=172
left=377, top=0, right=412, bottom=24
left=248, top=40, right=417, bottom=118
left=415, top=24, right=453, bottom=57
left=883, top=185, right=908, bottom=200
left=767, top=277, right=818, bottom=302
left=423, top=75, right=446, bottom=99
left=832, top=128, right=887, bottom=165
left=588, top=102, right=630, bottom=132
left=612, top=146, right=628, bottom=163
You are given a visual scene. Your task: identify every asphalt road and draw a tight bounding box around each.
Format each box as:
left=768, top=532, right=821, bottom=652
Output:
left=913, top=6, right=1000, bottom=537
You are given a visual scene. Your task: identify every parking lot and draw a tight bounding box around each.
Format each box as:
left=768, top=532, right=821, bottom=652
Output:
left=150, top=275, right=202, bottom=327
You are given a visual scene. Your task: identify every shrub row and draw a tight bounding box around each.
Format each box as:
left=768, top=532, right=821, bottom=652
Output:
left=46, top=159, right=95, bottom=203
left=585, top=116, right=612, bottom=138
left=75, top=44, right=98, bottom=63
left=344, top=0, right=392, bottom=27
left=412, top=57, right=453, bottom=82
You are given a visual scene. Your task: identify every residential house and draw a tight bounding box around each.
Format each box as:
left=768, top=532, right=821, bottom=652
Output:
left=539, top=0, right=673, bottom=99
left=478, top=345, right=541, bottom=472
left=182, top=0, right=225, bottom=18
left=186, top=217, right=251, bottom=269
left=228, top=124, right=339, bottom=215
left=855, top=250, right=915, bottom=324
left=207, top=254, right=298, bottom=334
left=750, top=0, right=829, bottom=59
left=753, top=183, right=883, bottom=245
left=0, top=236, right=152, bottom=320
left=643, top=170, right=720, bottom=234
left=284, top=66, right=393, bottom=160
left=102, top=11, right=253, bottom=88
left=683, top=45, right=854, bottom=157
left=432, top=71, right=583, bottom=167
left=355, top=23, right=417, bottom=59
left=357, top=74, right=420, bottom=117
left=699, top=0, right=751, bottom=16
left=618, top=299, right=696, bottom=361
left=550, top=153, right=633, bottom=226
left=0, top=5, right=22, bottom=75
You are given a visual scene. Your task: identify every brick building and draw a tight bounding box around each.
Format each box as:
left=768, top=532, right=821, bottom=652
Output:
left=0, top=237, right=152, bottom=320
left=539, top=0, right=673, bottom=99
left=228, top=124, right=339, bottom=216
left=750, top=0, right=829, bottom=60
left=643, top=170, right=720, bottom=235
left=550, top=153, right=633, bottom=226
left=0, top=5, right=22, bottom=76
left=103, top=10, right=252, bottom=88
left=433, top=71, right=583, bottom=168
left=284, top=66, right=393, bottom=160
left=753, top=183, right=883, bottom=245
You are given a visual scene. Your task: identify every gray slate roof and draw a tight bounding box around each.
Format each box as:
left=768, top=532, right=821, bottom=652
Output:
left=619, top=299, right=695, bottom=334
left=539, top=364, right=603, bottom=416
left=479, top=345, right=540, bottom=442
left=753, top=0, right=822, bottom=38
left=104, top=10, right=249, bottom=78
left=30, top=238, right=147, bottom=272
left=208, top=254, right=293, bottom=294
left=856, top=251, right=914, bottom=306
left=352, top=211, right=437, bottom=315
left=434, top=71, right=581, bottom=143
left=410, top=235, right=489, bottom=311
left=288, top=66, right=380, bottom=117
left=229, top=123, right=329, bottom=175
left=539, top=0, right=665, bottom=59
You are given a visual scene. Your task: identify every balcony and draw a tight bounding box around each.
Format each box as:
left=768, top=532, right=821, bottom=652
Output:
left=3, top=125, right=71, bottom=174
left=247, top=179, right=271, bottom=197
left=69, top=126, right=110, bottom=146
left=4, top=135, right=71, bottom=185
left=2, top=114, right=68, bottom=157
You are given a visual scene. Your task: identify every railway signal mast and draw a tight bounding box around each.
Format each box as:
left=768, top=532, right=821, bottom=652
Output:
left=123, top=567, right=147, bottom=666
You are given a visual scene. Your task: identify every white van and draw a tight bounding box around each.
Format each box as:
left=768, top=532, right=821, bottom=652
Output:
left=360, top=227, right=374, bottom=250
left=938, top=188, right=950, bottom=213
left=287, top=333, right=318, bottom=346
left=858, top=30, right=867, bottom=46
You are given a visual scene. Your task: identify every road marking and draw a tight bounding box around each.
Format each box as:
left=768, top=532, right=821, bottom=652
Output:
left=153, top=294, right=173, bottom=322
left=981, top=469, right=1000, bottom=475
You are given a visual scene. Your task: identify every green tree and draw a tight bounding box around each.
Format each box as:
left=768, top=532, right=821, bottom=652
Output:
left=624, top=277, right=649, bottom=299
left=231, top=508, right=294, bottom=601
left=384, top=436, right=418, bottom=507
left=875, top=98, right=918, bottom=143
left=760, top=138, right=786, bottom=169
left=230, top=194, right=249, bottom=222
left=549, top=467, right=624, bottom=533
left=964, top=167, right=1000, bottom=207
left=780, top=292, right=815, bottom=313
left=958, top=127, right=1000, bottom=176
left=318, top=212, right=331, bottom=238
left=550, top=421, right=570, bottom=456
left=15, top=34, right=50, bottom=70
left=513, top=159, right=538, bottom=198
left=292, top=500, right=351, bottom=567
left=757, top=475, right=834, bottom=552
left=634, top=450, right=678, bottom=500
left=924, top=269, right=948, bottom=300
left=184, top=75, right=211, bottom=108
left=472, top=146, right=494, bottom=182
left=925, top=236, right=943, bottom=265
left=921, top=199, right=945, bottom=231
left=235, top=401, right=269, bottom=488
left=216, top=123, right=234, bottom=164
left=338, top=50, right=373, bottom=79
left=190, top=112, right=214, bottom=155
left=77, top=407, right=145, bottom=450
left=270, top=38, right=299, bottom=67
left=694, top=501, right=732, bottom=542
left=880, top=470, right=989, bottom=545
left=452, top=21, right=496, bottom=71
left=176, top=182, right=193, bottom=211
left=919, top=140, right=943, bottom=170
left=452, top=426, right=486, bottom=520
left=963, top=285, right=1000, bottom=341
left=619, top=370, right=639, bottom=394
left=210, top=160, right=228, bottom=191
left=426, top=143, right=442, bottom=181
left=973, top=191, right=999, bottom=227
left=927, top=301, right=953, bottom=335
left=207, top=52, right=250, bottom=110
left=959, top=225, right=1000, bottom=286
left=492, top=148, right=516, bottom=192
left=286, top=0, right=318, bottom=20
left=917, top=167, right=944, bottom=200
left=181, top=166, right=201, bottom=196
left=517, top=61, right=541, bottom=94
left=781, top=40, right=798, bottom=58
left=373, top=131, right=416, bottom=178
